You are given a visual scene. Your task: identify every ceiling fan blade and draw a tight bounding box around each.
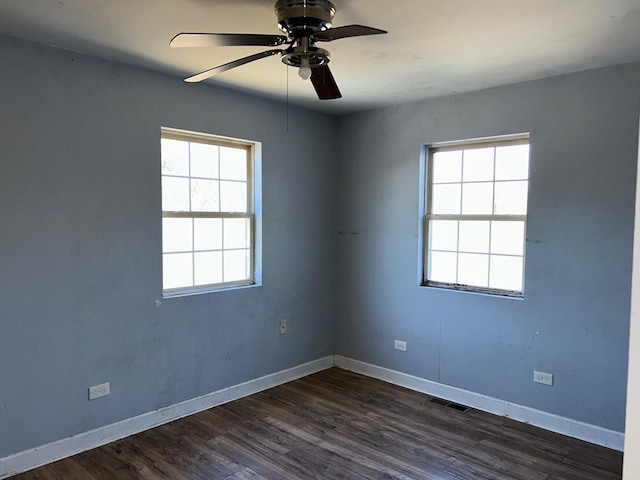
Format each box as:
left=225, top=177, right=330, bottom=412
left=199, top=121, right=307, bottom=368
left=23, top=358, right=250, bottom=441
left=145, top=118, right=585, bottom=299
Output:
left=311, top=25, right=387, bottom=42
left=171, top=33, right=289, bottom=48
left=185, top=49, right=283, bottom=83
left=310, top=65, right=342, bottom=100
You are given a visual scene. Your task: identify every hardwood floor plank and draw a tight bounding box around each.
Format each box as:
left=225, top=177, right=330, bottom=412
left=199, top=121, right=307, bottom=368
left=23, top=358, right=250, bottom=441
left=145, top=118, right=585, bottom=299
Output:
left=476, top=437, right=621, bottom=480
left=447, top=445, right=548, bottom=480
left=207, top=433, right=303, bottom=480
left=9, top=368, right=623, bottom=480
left=225, top=467, right=269, bottom=480
left=563, top=439, right=624, bottom=473
left=18, top=460, right=87, bottom=480
left=445, top=458, right=530, bottom=480
left=284, top=445, right=377, bottom=480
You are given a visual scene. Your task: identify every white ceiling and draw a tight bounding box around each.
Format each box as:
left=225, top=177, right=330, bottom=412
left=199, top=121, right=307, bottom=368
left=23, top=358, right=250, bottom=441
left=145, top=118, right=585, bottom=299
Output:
left=1, top=0, right=640, bottom=115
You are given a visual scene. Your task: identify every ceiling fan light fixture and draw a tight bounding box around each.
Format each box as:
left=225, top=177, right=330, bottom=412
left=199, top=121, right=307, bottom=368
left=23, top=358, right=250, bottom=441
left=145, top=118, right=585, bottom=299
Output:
left=299, top=57, right=312, bottom=80
left=282, top=45, right=330, bottom=69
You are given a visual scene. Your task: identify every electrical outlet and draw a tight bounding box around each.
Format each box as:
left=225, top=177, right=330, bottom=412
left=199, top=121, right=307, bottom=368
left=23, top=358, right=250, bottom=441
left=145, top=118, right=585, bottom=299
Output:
left=279, top=319, right=287, bottom=335
left=394, top=340, right=407, bottom=352
left=88, top=382, right=110, bottom=400
left=533, top=371, right=553, bottom=386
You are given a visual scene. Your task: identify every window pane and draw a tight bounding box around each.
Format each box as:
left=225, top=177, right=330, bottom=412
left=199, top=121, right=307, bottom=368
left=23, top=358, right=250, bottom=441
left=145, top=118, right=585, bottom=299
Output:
left=194, top=251, right=223, bottom=285
left=163, top=253, right=193, bottom=289
left=432, top=150, right=462, bottom=183
left=191, top=179, right=220, bottom=212
left=491, top=221, right=525, bottom=255
left=432, top=184, right=461, bottom=214
left=494, top=181, right=528, bottom=215
left=489, top=255, right=523, bottom=291
left=224, top=218, right=249, bottom=249
left=430, top=220, right=458, bottom=252
left=462, top=183, right=493, bottom=214
left=221, top=181, right=248, bottom=212
left=458, top=253, right=489, bottom=287
left=220, top=147, right=248, bottom=181
left=459, top=221, right=490, bottom=253
left=495, top=144, right=529, bottom=180
left=194, top=218, right=222, bottom=251
left=162, top=177, right=190, bottom=212
left=161, top=139, right=189, bottom=176
left=224, top=250, right=249, bottom=282
left=162, top=218, right=192, bottom=253
left=463, top=147, right=494, bottom=182
left=428, top=251, right=457, bottom=283
left=190, top=143, right=219, bottom=179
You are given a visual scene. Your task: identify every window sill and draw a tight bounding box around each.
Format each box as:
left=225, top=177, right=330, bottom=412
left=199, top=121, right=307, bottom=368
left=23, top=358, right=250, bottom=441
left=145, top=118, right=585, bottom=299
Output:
left=163, top=281, right=260, bottom=299
left=420, top=282, right=524, bottom=300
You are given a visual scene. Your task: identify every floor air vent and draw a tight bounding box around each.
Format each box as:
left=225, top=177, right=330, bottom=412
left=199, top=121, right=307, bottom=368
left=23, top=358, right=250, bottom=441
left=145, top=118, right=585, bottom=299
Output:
left=430, top=397, right=470, bottom=412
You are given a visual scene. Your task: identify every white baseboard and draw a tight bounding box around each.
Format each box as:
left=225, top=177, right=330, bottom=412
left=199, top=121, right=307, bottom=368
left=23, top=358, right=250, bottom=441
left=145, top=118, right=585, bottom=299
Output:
left=0, top=356, right=335, bottom=479
left=2, top=354, right=623, bottom=479
left=334, top=355, right=624, bottom=451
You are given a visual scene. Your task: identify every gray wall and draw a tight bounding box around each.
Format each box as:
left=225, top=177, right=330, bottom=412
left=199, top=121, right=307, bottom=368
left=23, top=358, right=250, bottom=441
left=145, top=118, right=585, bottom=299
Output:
left=335, top=64, right=640, bottom=432
left=0, top=35, right=337, bottom=457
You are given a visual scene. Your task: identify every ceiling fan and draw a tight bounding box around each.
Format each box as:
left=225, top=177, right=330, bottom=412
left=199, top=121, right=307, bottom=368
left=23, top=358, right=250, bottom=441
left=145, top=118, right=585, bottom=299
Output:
left=170, top=0, right=387, bottom=100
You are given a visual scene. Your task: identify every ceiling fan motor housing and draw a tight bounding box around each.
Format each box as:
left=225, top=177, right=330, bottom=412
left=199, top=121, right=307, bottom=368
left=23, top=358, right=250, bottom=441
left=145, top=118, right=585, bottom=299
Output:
left=274, top=0, right=336, bottom=35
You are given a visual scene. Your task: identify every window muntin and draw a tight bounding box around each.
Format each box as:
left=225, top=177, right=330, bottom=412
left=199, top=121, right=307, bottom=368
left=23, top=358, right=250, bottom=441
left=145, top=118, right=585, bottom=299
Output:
left=423, top=136, right=529, bottom=296
left=161, top=128, right=255, bottom=296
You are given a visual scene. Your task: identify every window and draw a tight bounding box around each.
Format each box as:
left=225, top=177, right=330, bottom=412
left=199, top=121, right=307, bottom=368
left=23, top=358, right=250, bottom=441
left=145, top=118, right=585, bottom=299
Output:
left=422, top=135, right=530, bottom=296
left=161, top=127, right=258, bottom=296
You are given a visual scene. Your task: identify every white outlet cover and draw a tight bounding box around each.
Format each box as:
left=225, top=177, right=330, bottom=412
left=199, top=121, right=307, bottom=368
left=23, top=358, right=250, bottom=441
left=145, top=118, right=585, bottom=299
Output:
left=88, top=382, right=110, bottom=400
left=394, top=340, right=407, bottom=352
left=533, top=371, right=553, bottom=386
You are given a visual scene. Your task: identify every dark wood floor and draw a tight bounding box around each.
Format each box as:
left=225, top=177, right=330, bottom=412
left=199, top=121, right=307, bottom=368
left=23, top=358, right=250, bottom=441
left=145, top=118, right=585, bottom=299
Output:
left=11, top=368, right=623, bottom=479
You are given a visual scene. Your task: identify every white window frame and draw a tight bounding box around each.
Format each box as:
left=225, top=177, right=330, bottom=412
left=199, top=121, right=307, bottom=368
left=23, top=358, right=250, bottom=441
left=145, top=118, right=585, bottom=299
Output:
left=161, top=127, right=261, bottom=297
left=421, top=134, right=530, bottom=297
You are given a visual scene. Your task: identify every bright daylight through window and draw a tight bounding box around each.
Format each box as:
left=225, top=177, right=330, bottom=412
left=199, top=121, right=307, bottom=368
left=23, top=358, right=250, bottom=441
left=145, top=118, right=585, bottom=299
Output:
left=161, top=128, right=256, bottom=296
left=423, top=135, right=530, bottom=296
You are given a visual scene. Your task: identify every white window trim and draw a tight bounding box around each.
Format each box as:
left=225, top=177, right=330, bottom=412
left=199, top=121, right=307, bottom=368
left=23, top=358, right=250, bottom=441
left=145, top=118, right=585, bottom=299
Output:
left=161, top=127, right=262, bottom=298
left=419, top=133, right=530, bottom=298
